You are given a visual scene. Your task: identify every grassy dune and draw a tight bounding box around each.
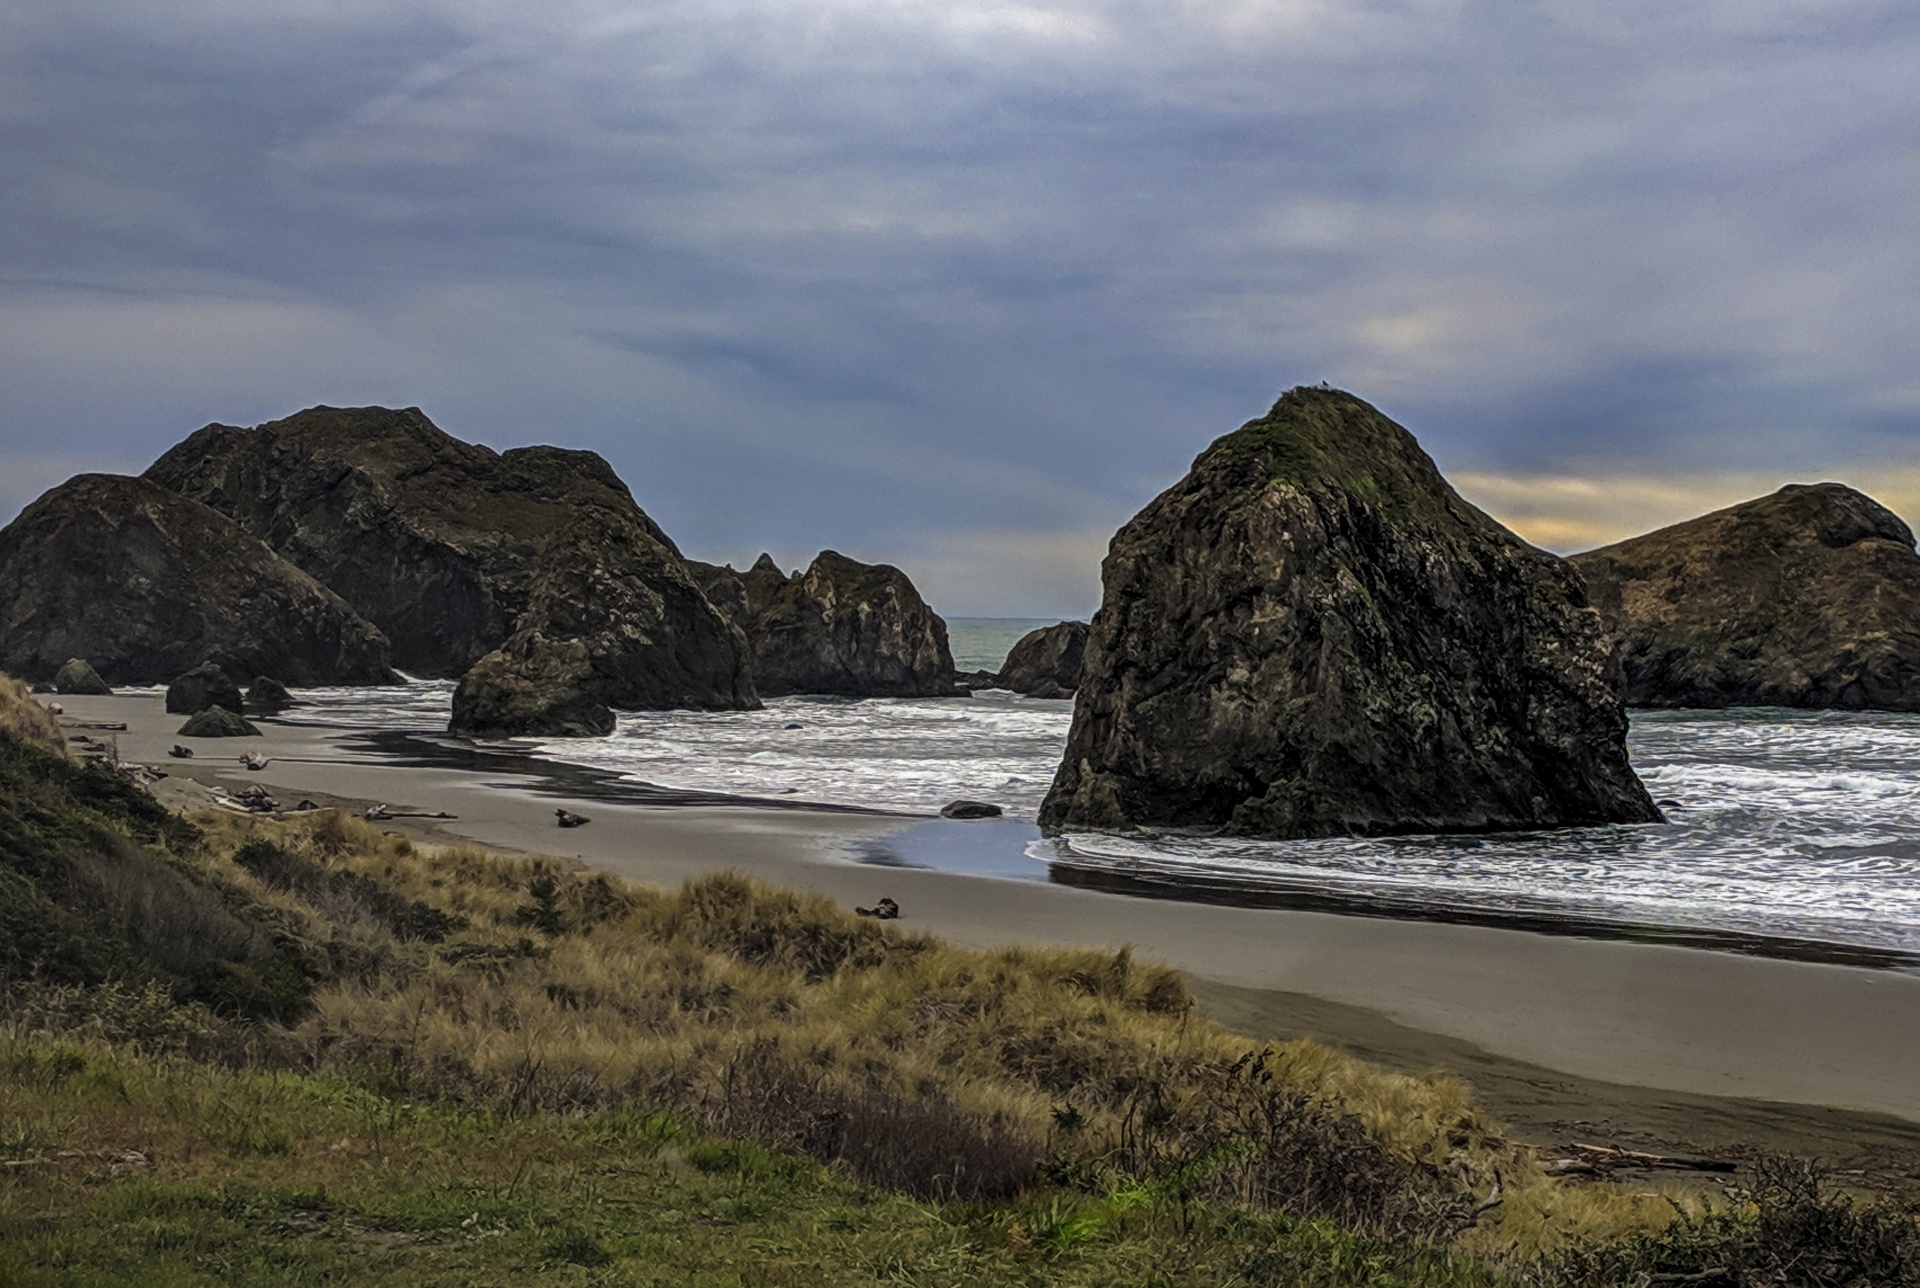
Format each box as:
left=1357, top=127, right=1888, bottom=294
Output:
left=1, top=704, right=1916, bottom=1284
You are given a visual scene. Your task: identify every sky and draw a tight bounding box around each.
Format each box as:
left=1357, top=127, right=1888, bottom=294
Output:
left=2, top=0, right=1917, bottom=617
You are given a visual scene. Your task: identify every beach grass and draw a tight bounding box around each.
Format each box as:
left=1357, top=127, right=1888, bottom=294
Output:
left=3, top=706, right=1917, bottom=1284
left=0, top=1040, right=1519, bottom=1287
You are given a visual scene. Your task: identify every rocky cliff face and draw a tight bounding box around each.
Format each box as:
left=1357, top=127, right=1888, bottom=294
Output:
left=449, top=506, right=759, bottom=737
left=1040, top=387, right=1659, bottom=840
left=691, top=552, right=956, bottom=697
left=146, top=405, right=669, bottom=677
left=0, top=475, right=396, bottom=687
left=997, top=621, right=1088, bottom=698
left=1571, top=484, right=1920, bottom=710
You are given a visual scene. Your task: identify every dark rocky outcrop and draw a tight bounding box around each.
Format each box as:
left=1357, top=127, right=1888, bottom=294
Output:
left=1040, top=387, right=1660, bottom=840
left=0, top=475, right=396, bottom=688
left=940, top=800, right=1004, bottom=819
left=177, top=706, right=260, bottom=738
left=53, top=658, right=111, bottom=696
left=167, top=663, right=244, bottom=716
left=690, top=552, right=956, bottom=698
left=146, top=405, right=668, bottom=678
left=449, top=506, right=759, bottom=738
left=996, top=621, right=1088, bottom=699
left=246, top=677, right=294, bottom=713
left=1571, top=484, right=1920, bottom=711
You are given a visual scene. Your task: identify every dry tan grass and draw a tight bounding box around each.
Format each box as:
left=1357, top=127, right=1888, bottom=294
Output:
left=0, top=673, right=66, bottom=757
left=181, top=806, right=1674, bottom=1252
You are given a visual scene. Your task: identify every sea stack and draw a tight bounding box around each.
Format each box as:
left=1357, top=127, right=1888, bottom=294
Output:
left=688, top=551, right=957, bottom=698
left=1040, top=387, right=1660, bottom=839
left=145, top=405, right=669, bottom=678
left=52, top=658, right=111, bottom=696
left=166, top=662, right=245, bottom=716
left=996, top=621, right=1088, bottom=699
left=0, top=474, right=396, bottom=687
left=449, top=506, right=759, bottom=737
left=1571, top=483, right=1920, bottom=711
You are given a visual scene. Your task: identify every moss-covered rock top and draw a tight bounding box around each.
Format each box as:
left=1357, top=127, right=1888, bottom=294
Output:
left=1191, top=386, right=1509, bottom=544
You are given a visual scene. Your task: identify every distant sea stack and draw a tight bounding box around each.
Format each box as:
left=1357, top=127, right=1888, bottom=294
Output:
left=0, top=474, right=396, bottom=687
left=1572, top=483, right=1920, bottom=711
left=450, top=506, right=759, bottom=737
left=145, top=405, right=668, bottom=678
left=996, top=621, right=1088, bottom=698
left=1040, top=387, right=1660, bottom=840
left=52, top=658, right=111, bottom=696
left=688, top=552, right=956, bottom=698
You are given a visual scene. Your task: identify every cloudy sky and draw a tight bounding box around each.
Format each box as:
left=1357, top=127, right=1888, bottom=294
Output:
left=3, top=0, right=1916, bottom=615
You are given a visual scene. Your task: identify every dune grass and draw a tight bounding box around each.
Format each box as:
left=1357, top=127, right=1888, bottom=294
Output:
left=4, top=720, right=1917, bottom=1284
left=0, top=1040, right=1522, bottom=1288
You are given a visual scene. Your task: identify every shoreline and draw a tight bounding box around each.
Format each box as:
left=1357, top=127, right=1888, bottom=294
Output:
left=357, top=723, right=1920, bottom=972
left=49, top=691, right=1920, bottom=1163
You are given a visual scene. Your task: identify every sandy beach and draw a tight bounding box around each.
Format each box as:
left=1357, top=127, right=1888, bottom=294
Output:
left=58, top=690, right=1920, bottom=1173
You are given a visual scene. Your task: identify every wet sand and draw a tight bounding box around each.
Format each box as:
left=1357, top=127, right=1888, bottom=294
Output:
left=54, top=691, right=1920, bottom=1172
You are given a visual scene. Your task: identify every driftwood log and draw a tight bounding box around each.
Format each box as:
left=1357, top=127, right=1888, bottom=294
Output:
left=1543, top=1143, right=1737, bottom=1178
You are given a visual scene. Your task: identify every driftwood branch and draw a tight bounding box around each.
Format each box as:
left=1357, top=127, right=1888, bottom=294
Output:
left=1567, top=1143, right=1736, bottom=1174
left=1452, top=1177, right=1503, bottom=1232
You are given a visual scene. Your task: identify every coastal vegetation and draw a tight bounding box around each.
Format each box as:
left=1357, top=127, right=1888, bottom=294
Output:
left=4, top=700, right=1916, bottom=1283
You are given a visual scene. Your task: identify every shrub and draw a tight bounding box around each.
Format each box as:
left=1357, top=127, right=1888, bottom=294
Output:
left=1544, top=1155, right=1920, bottom=1286
left=0, top=674, right=64, bottom=756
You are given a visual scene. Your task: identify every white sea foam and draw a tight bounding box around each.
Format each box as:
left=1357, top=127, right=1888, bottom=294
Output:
left=277, top=670, right=1920, bottom=957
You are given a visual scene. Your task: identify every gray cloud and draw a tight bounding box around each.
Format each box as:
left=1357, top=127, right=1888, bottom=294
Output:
left=2, top=0, right=1917, bottom=614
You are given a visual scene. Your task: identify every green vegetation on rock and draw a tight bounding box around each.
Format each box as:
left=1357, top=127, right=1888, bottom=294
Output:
left=1043, top=387, right=1658, bottom=839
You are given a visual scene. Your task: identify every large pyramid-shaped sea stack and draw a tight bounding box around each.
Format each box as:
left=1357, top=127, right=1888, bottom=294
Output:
left=1040, top=387, right=1660, bottom=840
left=1571, top=484, right=1920, bottom=711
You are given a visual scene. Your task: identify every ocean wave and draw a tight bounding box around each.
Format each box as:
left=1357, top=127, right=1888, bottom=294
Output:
left=269, top=676, right=1920, bottom=957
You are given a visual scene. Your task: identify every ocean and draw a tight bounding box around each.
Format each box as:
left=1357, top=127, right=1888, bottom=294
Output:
left=276, top=618, right=1920, bottom=963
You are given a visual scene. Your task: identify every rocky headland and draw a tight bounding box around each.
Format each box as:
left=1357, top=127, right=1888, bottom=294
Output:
left=450, top=506, right=759, bottom=737
left=1040, top=386, right=1660, bottom=840
left=10, top=404, right=970, bottom=734
left=1571, top=483, right=1920, bottom=711
left=0, top=474, right=397, bottom=687
left=689, top=551, right=956, bottom=698
left=145, top=405, right=664, bottom=678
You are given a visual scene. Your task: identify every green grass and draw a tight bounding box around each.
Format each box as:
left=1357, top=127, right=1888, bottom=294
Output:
left=2, top=710, right=1913, bottom=1285
left=1190, top=386, right=1469, bottom=535
left=0, top=1043, right=1507, bottom=1287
